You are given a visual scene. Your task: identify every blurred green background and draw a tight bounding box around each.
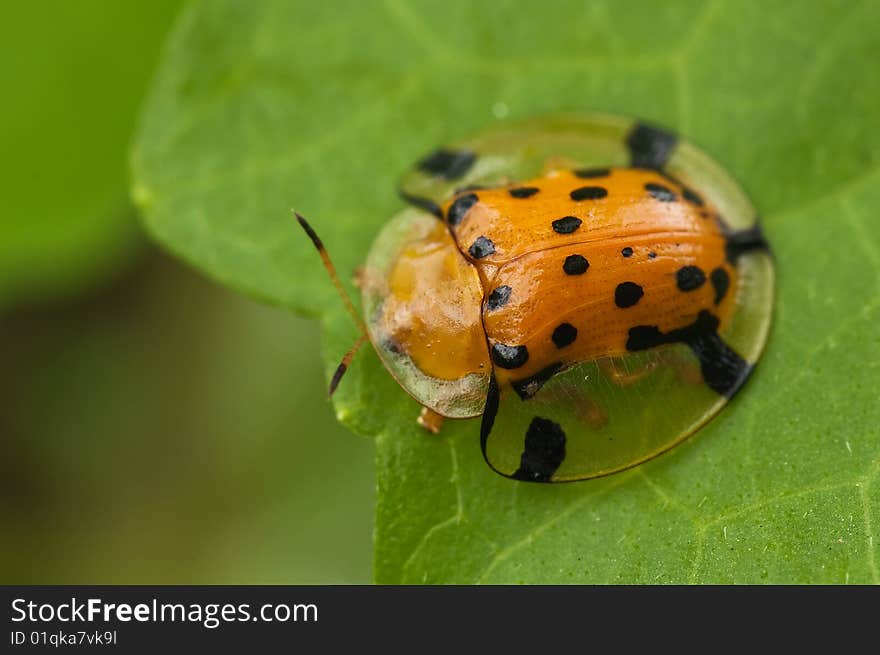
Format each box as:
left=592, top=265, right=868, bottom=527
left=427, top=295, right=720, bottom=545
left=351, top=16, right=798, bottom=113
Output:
left=0, top=2, right=374, bottom=583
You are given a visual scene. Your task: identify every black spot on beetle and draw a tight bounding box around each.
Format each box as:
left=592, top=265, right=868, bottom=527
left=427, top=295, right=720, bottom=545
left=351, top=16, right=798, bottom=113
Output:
left=570, top=186, right=608, bottom=201
left=710, top=267, right=730, bottom=304
left=552, top=216, right=582, bottom=234
left=626, top=122, right=678, bottom=169
left=648, top=251, right=657, bottom=259
left=645, top=182, right=677, bottom=202
left=563, top=254, right=590, bottom=275
left=511, top=363, right=564, bottom=400
left=469, top=235, right=496, bottom=259
left=446, top=192, right=478, bottom=226
left=480, top=374, right=500, bottom=455
left=621, top=247, right=634, bottom=258
left=688, top=332, right=751, bottom=398
left=398, top=189, right=443, bottom=219
left=491, top=343, right=529, bottom=369
left=454, top=183, right=489, bottom=194
left=509, top=186, right=540, bottom=198
left=625, top=325, right=665, bottom=352
left=682, top=187, right=704, bottom=206
left=676, top=265, right=706, bottom=291
left=487, top=285, right=512, bottom=311
left=417, top=148, right=476, bottom=180
left=552, top=323, right=578, bottom=349
left=615, top=281, right=644, bottom=308
left=725, top=223, right=771, bottom=263
left=512, top=417, right=567, bottom=482
left=626, top=310, right=751, bottom=398
left=573, top=167, right=611, bottom=179
left=380, top=337, right=402, bottom=355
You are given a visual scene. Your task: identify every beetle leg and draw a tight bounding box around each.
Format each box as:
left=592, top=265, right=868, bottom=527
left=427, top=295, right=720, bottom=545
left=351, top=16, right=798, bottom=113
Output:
left=576, top=396, right=607, bottom=429
left=673, top=358, right=704, bottom=386
left=599, top=356, right=659, bottom=387
left=601, top=351, right=705, bottom=389
left=655, top=348, right=705, bottom=386
left=417, top=406, right=445, bottom=434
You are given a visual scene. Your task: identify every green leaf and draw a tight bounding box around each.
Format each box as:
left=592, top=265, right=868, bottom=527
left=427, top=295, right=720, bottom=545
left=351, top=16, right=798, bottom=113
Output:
left=0, top=1, right=181, bottom=307
left=132, top=0, right=880, bottom=583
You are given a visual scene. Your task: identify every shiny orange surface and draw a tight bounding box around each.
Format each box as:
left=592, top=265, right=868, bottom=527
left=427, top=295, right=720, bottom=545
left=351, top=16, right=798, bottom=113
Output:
left=381, top=168, right=738, bottom=387
left=445, top=167, right=738, bottom=384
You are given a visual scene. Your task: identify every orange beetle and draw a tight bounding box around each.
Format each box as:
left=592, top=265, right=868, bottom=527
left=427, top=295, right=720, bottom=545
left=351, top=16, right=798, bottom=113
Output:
left=299, top=114, right=774, bottom=482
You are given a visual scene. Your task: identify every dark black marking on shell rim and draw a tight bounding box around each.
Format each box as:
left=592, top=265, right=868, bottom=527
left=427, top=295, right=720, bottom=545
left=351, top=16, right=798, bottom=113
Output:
left=417, top=148, right=476, bottom=180
left=626, top=310, right=751, bottom=398
left=512, top=417, right=567, bottom=482
left=626, top=123, right=678, bottom=170
left=552, top=216, right=582, bottom=234
left=621, top=246, right=634, bottom=258
left=380, top=336, right=402, bottom=355
left=710, top=267, right=730, bottom=305
left=491, top=342, right=529, bottom=369
left=469, top=235, right=496, bottom=259
left=676, top=265, right=706, bottom=292
left=511, top=362, right=564, bottom=401
left=398, top=189, right=443, bottom=219
left=573, top=167, right=611, bottom=179
left=447, top=192, right=479, bottom=226
left=682, top=187, right=704, bottom=206
left=480, top=374, right=500, bottom=457
left=486, top=285, right=512, bottom=311
left=454, top=183, right=490, bottom=194
left=509, top=186, right=540, bottom=198
left=725, top=223, right=771, bottom=263
left=615, top=282, right=644, bottom=308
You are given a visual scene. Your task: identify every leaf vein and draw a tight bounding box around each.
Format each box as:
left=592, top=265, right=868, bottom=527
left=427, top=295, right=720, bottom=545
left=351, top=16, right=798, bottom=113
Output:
left=638, top=469, right=698, bottom=521
left=840, top=196, right=880, bottom=282
left=858, top=481, right=879, bottom=584
left=794, top=0, right=871, bottom=127
left=476, top=473, right=633, bottom=584
left=768, top=166, right=880, bottom=225
left=702, top=480, right=856, bottom=528
left=383, top=0, right=452, bottom=61
left=151, top=76, right=420, bottom=199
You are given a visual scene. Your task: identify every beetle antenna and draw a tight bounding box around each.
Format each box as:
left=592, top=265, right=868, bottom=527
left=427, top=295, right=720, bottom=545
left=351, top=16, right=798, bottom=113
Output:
left=295, top=211, right=369, bottom=395
left=328, top=333, right=368, bottom=396
left=294, top=211, right=367, bottom=333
